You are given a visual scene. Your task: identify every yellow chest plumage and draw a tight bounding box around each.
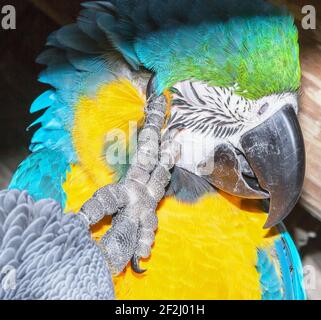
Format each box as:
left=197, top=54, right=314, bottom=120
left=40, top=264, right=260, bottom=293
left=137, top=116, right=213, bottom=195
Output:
left=63, top=79, right=276, bottom=300
left=114, top=194, right=276, bottom=300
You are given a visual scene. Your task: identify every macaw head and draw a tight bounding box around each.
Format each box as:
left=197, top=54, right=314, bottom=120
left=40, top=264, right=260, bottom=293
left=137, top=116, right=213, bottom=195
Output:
left=139, top=3, right=304, bottom=228
left=99, top=0, right=305, bottom=228
left=164, top=80, right=304, bottom=229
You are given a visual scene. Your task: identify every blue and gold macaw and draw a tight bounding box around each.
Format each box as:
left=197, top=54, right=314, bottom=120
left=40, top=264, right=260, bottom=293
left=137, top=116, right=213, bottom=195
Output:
left=3, top=0, right=306, bottom=300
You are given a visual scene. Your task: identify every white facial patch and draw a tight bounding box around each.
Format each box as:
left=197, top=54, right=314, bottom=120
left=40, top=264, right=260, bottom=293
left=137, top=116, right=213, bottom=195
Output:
left=165, top=80, right=299, bottom=175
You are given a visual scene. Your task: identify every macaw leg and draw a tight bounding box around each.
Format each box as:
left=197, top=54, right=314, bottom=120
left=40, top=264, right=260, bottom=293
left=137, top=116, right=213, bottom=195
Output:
left=78, top=183, right=127, bottom=226
left=78, top=94, right=178, bottom=275
left=131, top=142, right=179, bottom=273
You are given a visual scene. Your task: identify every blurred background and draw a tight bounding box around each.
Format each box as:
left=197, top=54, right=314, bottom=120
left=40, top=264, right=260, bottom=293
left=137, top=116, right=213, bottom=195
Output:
left=0, top=0, right=320, bottom=299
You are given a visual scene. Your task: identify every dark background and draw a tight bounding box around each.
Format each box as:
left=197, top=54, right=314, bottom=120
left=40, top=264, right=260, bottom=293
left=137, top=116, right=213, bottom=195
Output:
left=0, top=0, right=320, bottom=299
left=0, top=0, right=81, bottom=188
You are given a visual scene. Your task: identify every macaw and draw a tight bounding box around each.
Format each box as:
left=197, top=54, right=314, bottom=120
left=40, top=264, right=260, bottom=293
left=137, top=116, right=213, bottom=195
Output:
left=3, top=0, right=306, bottom=300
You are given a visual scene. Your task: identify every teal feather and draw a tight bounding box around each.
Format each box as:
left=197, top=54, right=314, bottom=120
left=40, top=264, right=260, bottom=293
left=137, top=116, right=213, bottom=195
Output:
left=28, top=110, right=62, bottom=130
left=276, top=226, right=307, bottom=300
left=36, top=48, right=66, bottom=66
left=88, top=0, right=299, bottom=98
left=133, top=14, right=299, bottom=97
left=275, top=238, right=294, bottom=299
left=78, top=9, right=112, bottom=45
left=257, top=225, right=306, bottom=300
left=282, top=232, right=306, bottom=300
left=96, top=11, right=140, bottom=69
left=29, top=21, right=118, bottom=165
left=28, top=90, right=76, bottom=163
left=30, top=90, right=55, bottom=113
left=257, top=249, right=283, bottom=300
left=10, top=0, right=131, bottom=205
left=9, top=150, right=70, bottom=207
left=55, top=24, right=102, bottom=53
left=81, top=1, right=116, bottom=12
left=46, top=31, right=64, bottom=48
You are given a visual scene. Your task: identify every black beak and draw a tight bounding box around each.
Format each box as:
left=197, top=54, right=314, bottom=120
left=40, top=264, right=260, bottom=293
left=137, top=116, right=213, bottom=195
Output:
left=201, top=105, right=305, bottom=228
left=240, top=105, right=305, bottom=228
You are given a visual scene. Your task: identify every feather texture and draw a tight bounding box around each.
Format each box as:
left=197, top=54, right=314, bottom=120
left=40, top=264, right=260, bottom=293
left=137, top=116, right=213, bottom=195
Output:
left=10, top=2, right=143, bottom=205
left=7, top=0, right=305, bottom=300
left=91, top=0, right=300, bottom=98
left=256, top=226, right=306, bottom=300
left=0, top=190, right=114, bottom=300
left=9, top=150, right=70, bottom=206
left=257, top=249, right=283, bottom=300
left=11, top=0, right=300, bottom=203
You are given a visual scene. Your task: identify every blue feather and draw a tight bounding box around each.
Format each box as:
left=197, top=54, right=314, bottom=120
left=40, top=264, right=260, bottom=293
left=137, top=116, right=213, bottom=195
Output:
left=276, top=226, right=307, bottom=300
left=56, top=24, right=102, bottom=53
left=46, top=31, right=64, bottom=48
left=66, top=50, right=107, bottom=73
left=9, top=150, right=70, bottom=207
left=28, top=113, right=62, bottom=130
left=282, top=232, right=306, bottom=300
left=30, top=90, right=55, bottom=113
left=82, top=1, right=117, bottom=12
left=257, top=225, right=306, bottom=300
left=257, top=249, right=283, bottom=300
left=39, top=64, right=79, bottom=90
left=36, top=48, right=66, bottom=66
left=96, top=11, right=140, bottom=69
left=78, top=9, right=110, bottom=44
left=11, top=1, right=130, bottom=205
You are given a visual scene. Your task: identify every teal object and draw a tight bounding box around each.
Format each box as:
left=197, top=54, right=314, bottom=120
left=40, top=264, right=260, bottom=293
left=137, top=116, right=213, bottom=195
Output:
left=257, top=225, right=306, bottom=300
left=95, top=0, right=300, bottom=98
left=9, top=150, right=70, bottom=206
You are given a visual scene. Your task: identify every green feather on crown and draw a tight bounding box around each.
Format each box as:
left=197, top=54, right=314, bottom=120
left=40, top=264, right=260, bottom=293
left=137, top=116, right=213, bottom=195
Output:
left=134, top=11, right=300, bottom=99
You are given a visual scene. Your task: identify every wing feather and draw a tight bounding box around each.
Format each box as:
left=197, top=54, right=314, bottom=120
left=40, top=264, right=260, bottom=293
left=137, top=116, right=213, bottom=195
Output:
left=257, top=224, right=306, bottom=300
left=10, top=2, right=148, bottom=207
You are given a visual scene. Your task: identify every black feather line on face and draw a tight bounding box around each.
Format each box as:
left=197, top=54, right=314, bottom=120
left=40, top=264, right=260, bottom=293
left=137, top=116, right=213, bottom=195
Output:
left=168, top=83, right=248, bottom=139
left=189, top=82, right=206, bottom=105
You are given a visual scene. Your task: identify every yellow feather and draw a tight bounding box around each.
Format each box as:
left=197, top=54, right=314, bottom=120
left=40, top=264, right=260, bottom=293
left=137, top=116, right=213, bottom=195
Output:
left=63, top=79, right=145, bottom=214
left=63, top=79, right=277, bottom=299
left=114, top=193, right=277, bottom=300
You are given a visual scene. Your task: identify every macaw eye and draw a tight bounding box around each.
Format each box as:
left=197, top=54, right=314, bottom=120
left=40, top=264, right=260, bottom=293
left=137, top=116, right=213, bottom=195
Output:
left=258, top=103, right=269, bottom=115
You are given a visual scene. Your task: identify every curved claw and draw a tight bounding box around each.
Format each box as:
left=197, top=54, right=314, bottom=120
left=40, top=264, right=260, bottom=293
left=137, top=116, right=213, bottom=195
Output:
left=131, top=256, right=147, bottom=274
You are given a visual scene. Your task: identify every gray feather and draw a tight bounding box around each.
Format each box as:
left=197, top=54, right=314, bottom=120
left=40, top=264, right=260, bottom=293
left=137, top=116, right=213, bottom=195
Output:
left=166, top=166, right=216, bottom=203
left=0, top=190, right=114, bottom=300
